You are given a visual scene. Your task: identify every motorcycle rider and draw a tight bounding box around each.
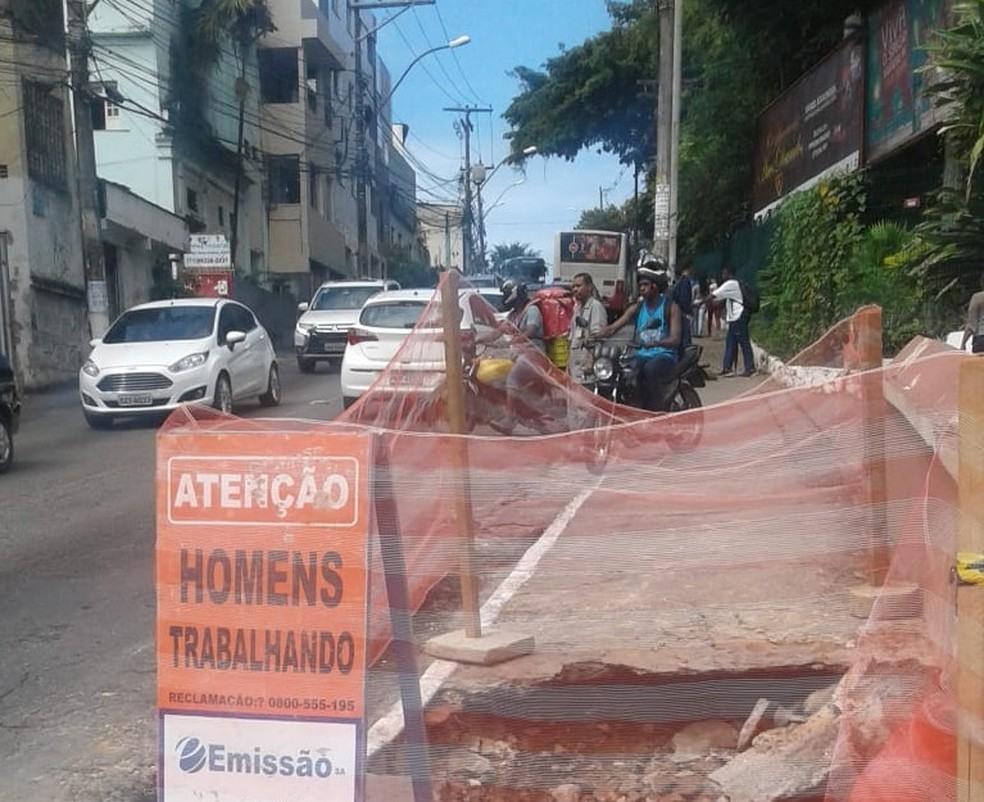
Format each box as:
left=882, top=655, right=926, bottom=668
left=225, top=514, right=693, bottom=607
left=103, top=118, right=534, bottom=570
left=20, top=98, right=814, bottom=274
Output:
left=500, top=279, right=546, bottom=352
left=598, top=256, right=682, bottom=412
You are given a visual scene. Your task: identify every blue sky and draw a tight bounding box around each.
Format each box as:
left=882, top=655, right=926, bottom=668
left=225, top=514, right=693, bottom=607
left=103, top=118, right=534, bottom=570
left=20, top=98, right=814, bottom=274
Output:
left=373, top=0, right=632, bottom=268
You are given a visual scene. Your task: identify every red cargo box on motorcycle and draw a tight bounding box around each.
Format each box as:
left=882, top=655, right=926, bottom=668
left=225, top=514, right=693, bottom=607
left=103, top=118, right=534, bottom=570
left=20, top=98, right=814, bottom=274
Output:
left=532, top=286, right=575, bottom=368
left=532, top=286, right=574, bottom=339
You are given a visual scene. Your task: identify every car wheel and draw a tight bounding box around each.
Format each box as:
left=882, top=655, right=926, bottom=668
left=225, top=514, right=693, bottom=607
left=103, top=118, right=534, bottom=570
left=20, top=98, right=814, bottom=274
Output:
left=214, top=373, right=233, bottom=414
left=297, top=357, right=316, bottom=374
left=259, top=363, right=281, bottom=407
left=0, top=416, right=12, bottom=473
left=83, top=410, right=114, bottom=430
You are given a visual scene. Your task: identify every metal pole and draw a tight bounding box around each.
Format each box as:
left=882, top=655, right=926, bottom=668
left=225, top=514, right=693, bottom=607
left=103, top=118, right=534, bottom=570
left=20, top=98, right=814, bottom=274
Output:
left=68, top=0, right=110, bottom=338
left=668, top=0, right=682, bottom=273
left=652, top=0, right=673, bottom=263
left=354, top=12, right=369, bottom=278
left=474, top=175, right=486, bottom=271
left=461, top=112, right=472, bottom=275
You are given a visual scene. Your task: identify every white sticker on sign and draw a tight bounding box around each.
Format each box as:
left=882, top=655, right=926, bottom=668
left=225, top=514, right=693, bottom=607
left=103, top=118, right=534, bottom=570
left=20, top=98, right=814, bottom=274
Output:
left=162, top=713, right=359, bottom=802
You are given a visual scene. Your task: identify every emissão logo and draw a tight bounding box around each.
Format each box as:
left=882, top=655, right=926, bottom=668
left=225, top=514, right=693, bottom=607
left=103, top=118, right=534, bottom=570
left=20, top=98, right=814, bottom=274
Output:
left=175, top=736, right=336, bottom=779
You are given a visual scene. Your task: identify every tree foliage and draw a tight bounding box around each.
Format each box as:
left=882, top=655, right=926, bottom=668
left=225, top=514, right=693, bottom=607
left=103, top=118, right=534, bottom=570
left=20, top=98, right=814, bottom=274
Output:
left=488, top=243, right=540, bottom=273
left=500, top=0, right=885, bottom=256
left=909, top=0, right=984, bottom=308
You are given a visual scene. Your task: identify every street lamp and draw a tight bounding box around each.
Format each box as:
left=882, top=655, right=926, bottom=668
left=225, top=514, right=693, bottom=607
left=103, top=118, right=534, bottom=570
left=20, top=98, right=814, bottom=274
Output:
left=472, top=146, right=537, bottom=269
left=379, top=35, right=471, bottom=110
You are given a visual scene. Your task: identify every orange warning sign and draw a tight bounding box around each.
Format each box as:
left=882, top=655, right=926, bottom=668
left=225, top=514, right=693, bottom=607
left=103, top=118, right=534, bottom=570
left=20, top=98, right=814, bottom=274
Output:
left=156, top=430, right=372, bottom=721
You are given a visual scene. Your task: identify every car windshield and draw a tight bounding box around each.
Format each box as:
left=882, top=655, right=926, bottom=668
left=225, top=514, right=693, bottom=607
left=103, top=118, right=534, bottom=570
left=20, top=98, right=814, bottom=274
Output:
left=102, top=306, right=216, bottom=343
left=360, top=301, right=429, bottom=329
left=311, top=286, right=381, bottom=311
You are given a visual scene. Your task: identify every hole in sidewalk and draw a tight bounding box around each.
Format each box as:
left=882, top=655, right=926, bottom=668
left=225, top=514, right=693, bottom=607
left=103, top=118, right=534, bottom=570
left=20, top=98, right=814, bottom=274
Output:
left=370, top=662, right=843, bottom=802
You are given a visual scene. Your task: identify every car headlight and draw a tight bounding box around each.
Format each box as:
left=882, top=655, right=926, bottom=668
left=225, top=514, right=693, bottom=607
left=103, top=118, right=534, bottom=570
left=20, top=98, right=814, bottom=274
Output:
left=296, top=321, right=315, bottom=333
left=593, top=357, right=614, bottom=382
left=170, top=351, right=209, bottom=372
left=82, top=360, right=100, bottom=378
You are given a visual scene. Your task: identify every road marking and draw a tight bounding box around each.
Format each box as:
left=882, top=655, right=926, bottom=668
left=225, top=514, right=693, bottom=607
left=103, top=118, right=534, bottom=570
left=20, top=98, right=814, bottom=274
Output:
left=366, top=487, right=595, bottom=757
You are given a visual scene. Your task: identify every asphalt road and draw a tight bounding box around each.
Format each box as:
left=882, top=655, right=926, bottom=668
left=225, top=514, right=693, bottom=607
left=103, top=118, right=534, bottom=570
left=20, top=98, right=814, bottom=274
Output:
left=0, top=357, right=346, bottom=802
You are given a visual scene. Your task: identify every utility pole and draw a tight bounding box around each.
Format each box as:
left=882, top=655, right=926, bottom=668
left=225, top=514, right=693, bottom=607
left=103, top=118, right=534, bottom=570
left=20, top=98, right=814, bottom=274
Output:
left=652, top=0, right=674, bottom=266
left=667, top=0, right=683, bottom=272
left=350, top=1, right=436, bottom=279
left=68, top=0, right=110, bottom=338
left=444, top=106, right=491, bottom=275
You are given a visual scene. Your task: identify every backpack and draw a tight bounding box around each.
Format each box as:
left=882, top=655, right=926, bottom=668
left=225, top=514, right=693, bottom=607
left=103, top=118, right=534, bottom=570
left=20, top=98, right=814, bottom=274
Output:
left=738, top=280, right=760, bottom=314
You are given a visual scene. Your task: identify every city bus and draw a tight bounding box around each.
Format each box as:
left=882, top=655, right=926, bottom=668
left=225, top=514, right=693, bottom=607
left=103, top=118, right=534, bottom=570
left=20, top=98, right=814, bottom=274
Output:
left=553, top=230, right=631, bottom=321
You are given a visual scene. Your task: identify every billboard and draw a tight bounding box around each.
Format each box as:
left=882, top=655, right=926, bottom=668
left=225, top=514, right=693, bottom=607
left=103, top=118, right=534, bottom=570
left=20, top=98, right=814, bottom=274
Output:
left=866, top=0, right=952, bottom=162
left=752, top=39, right=865, bottom=217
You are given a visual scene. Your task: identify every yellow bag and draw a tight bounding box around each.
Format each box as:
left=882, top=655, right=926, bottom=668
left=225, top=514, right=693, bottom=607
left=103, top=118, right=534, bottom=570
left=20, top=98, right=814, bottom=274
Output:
left=546, top=336, right=569, bottom=369
left=474, top=358, right=514, bottom=385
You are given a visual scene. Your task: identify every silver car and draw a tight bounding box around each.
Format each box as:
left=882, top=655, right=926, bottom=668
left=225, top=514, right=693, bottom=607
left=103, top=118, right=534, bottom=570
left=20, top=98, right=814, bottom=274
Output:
left=294, top=279, right=399, bottom=373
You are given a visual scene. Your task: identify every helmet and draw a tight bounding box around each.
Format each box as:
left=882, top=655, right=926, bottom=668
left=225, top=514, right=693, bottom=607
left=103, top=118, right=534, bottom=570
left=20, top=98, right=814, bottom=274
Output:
left=637, top=252, right=670, bottom=290
left=501, top=279, right=528, bottom=311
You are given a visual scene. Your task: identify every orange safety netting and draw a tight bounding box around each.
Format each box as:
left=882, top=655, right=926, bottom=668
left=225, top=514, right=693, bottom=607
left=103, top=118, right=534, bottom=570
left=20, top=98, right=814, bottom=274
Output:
left=155, top=276, right=983, bottom=802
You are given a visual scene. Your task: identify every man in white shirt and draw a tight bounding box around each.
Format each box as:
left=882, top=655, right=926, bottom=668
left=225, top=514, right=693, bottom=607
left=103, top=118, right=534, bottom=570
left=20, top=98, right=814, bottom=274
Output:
left=702, top=266, right=755, bottom=377
left=568, top=272, right=608, bottom=383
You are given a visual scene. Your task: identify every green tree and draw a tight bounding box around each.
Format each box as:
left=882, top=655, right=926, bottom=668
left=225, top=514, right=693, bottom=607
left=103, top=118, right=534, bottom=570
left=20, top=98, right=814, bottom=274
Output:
left=501, top=0, right=874, bottom=257
left=910, top=0, right=984, bottom=308
left=387, top=246, right=436, bottom=289
left=488, top=243, right=540, bottom=273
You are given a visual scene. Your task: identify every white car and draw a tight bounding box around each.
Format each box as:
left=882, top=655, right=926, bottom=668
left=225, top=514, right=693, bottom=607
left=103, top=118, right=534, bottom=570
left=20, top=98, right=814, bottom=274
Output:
left=339, top=287, right=499, bottom=408
left=79, top=297, right=280, bottom=428
left=294, top=279, right=399, bottom=373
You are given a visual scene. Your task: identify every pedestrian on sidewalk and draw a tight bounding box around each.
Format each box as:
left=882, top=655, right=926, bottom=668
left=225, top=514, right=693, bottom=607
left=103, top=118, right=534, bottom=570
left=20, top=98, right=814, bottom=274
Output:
left=960, top=273, right=984, bottom=353
left=707, top=277, right=723, bottom=338
left=672, top=258, right=695, bottom=353
left=698, top=265, right=755, bottom=377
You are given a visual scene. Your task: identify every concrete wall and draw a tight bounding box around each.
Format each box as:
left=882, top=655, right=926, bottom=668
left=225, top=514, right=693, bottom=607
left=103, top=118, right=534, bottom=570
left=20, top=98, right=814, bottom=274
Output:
left=0, top=25, right=88, bottom=389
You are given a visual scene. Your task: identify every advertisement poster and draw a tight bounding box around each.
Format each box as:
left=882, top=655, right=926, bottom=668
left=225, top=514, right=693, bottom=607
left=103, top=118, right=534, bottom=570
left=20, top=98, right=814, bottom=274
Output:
left=866, top=0, right=952, bottom=161
left=753, top=40, right=865, bottom=216
left=156, top=430, right=372, bottom=801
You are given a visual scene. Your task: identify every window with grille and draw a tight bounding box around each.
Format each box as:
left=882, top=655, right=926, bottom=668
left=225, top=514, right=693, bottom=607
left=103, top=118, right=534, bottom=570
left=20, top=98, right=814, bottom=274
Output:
left=267, top=156, right=300, bottom=205
left=23, top=80, right=67, bottom=191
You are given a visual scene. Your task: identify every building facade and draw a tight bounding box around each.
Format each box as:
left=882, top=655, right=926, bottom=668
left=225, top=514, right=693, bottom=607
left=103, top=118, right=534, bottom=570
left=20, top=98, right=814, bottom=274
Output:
left=0, top=0, right=89, bottom=389
left=88, top=0, right=268, bottom=283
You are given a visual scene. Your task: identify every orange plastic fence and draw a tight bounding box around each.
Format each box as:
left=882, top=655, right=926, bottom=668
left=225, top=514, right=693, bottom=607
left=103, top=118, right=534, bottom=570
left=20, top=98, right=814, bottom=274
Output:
left=155, top=280, right=979, bottom=801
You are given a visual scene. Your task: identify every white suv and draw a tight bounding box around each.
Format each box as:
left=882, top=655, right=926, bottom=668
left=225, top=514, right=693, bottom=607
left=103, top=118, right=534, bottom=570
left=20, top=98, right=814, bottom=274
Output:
left=294, top=279, right=399, bottom=373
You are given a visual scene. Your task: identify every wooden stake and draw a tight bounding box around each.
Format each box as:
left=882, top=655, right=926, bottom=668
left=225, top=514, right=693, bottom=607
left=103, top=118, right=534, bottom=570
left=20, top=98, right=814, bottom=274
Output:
left=958, top=356, right=984, bottom=802
left=853, top=306, right=889, bottom=585
left=439, top=270, right=481, bottom=638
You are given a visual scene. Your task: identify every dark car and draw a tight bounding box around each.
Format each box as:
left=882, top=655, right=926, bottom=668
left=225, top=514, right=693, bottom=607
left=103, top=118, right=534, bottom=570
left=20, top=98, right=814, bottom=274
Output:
left=0, top=353, right=20, bottom=472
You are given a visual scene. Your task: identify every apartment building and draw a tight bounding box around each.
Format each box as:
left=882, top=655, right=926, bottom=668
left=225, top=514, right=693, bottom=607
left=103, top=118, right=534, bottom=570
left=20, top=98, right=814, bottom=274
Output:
left=0, top=0, right=89, bottom=388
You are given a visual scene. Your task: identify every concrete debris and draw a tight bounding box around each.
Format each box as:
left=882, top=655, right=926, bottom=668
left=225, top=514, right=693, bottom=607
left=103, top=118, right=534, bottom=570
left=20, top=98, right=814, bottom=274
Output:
left=671, top=720, right=739, bottom=763
left=446, top=751, right=496, bottom=781
left=708, top=703, right=840, bottom=802
left=550, top=782, right=583, bottom=802
left=736, top=698, right=775, bottom=752
left=803, top=681, right=839, bottom=716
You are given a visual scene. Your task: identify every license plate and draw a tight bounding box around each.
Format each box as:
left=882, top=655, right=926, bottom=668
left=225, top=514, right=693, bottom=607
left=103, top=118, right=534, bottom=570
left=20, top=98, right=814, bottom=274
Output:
left=389, top=372, right=427, bottom=386
left=118, top=393, right=153, bottom=407
left=323, top=343, right=342, bottom=353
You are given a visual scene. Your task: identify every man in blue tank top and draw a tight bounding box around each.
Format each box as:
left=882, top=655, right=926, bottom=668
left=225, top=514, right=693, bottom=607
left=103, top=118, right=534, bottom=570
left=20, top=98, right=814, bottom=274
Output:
left=599, top=256, right=682, bottom=411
